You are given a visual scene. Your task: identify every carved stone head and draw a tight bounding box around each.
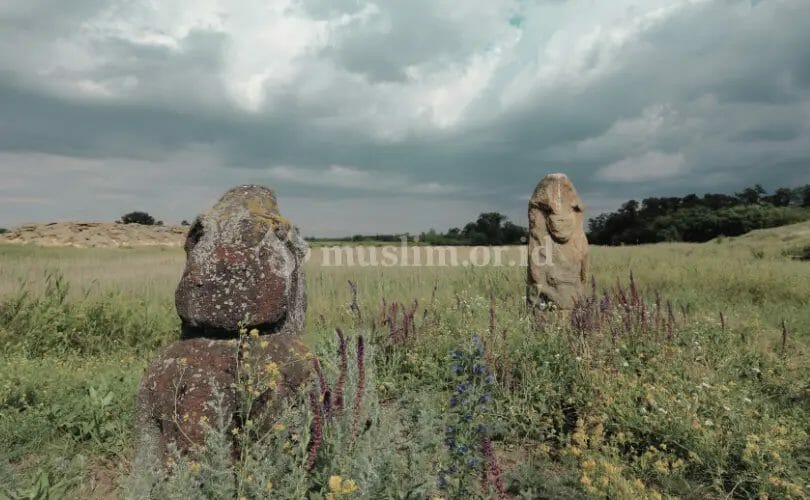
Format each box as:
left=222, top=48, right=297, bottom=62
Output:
left=529, top=173, right=584, bottom=243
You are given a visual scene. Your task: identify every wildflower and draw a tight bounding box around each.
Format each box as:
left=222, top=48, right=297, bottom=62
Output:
left=265, top=481, right=273, bottom=491
left=249, top=328, right=260, bottom=338
left=273, top=422, right=286, bottom=432
left=259, top=340, right=269, bottom=349
left=306, top=391, right=323, bottom=470
left=351, top=335, right=366, bottom=442
left=328, top=475, right=358, bottom=495
left=334, top=329, right=348, bottom=413
left=231, top=427, right=240, bottom=436
left=189, top=461, right=200, bottom=473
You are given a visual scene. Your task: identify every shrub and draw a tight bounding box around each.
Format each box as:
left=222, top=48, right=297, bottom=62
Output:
left=119, top=212, right=156, bottom=225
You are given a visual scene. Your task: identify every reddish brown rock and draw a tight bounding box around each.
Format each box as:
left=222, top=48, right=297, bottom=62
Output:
left=134, top=335, right=311, bottom=459
left=175, top=185, right=307, bottom=337
left=526, top=173, right=589, bottom=311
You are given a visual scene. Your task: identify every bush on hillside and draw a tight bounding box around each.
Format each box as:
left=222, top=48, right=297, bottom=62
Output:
left=119, top=212, right=156, bottom=226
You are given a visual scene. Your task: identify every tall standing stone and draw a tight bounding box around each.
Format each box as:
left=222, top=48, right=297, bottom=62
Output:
left=526, top=173, right=589, bottom=312
left=175, top=185, right=308, bottom=337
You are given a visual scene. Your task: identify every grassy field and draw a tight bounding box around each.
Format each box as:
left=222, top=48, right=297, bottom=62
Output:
left=0, top=223, right=808, bottom=498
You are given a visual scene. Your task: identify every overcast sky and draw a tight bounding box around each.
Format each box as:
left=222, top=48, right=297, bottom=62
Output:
left=1, top=0, right=809, bottom=236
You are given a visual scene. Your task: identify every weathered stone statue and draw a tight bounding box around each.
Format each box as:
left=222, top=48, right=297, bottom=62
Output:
left=135, top=335, right=311, bottom=458
left=526, top=173, right=589, bottom=312
left=175, top=185, right=308, bottom=338
left=135, top=185, right=312, bottom=462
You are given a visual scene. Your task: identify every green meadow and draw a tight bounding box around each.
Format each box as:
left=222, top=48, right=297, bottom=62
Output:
left=0, top=222, right=808, bottom=498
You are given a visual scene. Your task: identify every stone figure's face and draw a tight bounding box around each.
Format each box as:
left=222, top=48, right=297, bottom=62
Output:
left=545, top=202, right=582, bottom=243
left=530, top=176, right=584, bottom=244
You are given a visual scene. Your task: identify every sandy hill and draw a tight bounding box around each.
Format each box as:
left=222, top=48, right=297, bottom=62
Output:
left=0, top=222, right=187, bottom=248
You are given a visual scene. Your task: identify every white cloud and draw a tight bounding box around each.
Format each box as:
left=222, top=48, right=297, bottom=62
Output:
left=598, top=151, right=688, bottom=182
left=266, top=165, right=458, bottom=195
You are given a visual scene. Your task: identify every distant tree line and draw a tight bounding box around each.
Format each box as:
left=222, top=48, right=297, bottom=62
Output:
left=306, top=212, right=528, bottom=246
left=419, top=212, right=527, bottom=245
left=588, top=184, right=810, bottom=245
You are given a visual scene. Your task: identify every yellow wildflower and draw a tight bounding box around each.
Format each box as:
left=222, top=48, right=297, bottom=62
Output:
left=249, top=329, right=260, bottom=338
left=265, top=481, right=273, bottom=491
left=273, top=422, right=286, bottom=432
left=328, top=475, right=359, bottom=496
left=260, top=340, right=269, bottom=349
left=189, top=462, right=201, bottom=473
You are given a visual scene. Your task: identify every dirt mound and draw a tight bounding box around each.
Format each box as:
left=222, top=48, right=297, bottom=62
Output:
left=0, top=222, right=187, bottom=248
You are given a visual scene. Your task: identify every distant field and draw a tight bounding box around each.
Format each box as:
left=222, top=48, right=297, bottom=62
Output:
left=0, top=225, right=808, bottom=498
left=2, top=231, right=808, bottom=339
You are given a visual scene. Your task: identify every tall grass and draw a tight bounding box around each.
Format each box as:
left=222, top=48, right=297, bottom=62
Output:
left=0, top=238, right=808, bottom=498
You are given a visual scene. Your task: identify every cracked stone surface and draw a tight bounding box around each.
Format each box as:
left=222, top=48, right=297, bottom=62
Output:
left=175, top=185, right=308, bottom=337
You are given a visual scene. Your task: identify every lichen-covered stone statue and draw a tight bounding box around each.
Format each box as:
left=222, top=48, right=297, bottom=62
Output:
left=526, top=173, right=589, bottom=312
left=134, top=185, right=312, bottom=467
left=175, top=185, right=308, bottom=338
left=135, top=335, right=311, bottom=459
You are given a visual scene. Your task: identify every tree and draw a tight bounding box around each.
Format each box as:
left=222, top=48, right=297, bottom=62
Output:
left=735, top=184, right=766, bottom=205
left=765, top=187, right=793, bottom=207
left=0, top=228, right=7, bottom=234
left=799, top=185, right=810, bottom=207
left=120, top=211, right=156, bottom=225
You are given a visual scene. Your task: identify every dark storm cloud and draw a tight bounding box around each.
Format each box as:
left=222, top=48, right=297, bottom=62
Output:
left=0, top=0, right=809, bottom=235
